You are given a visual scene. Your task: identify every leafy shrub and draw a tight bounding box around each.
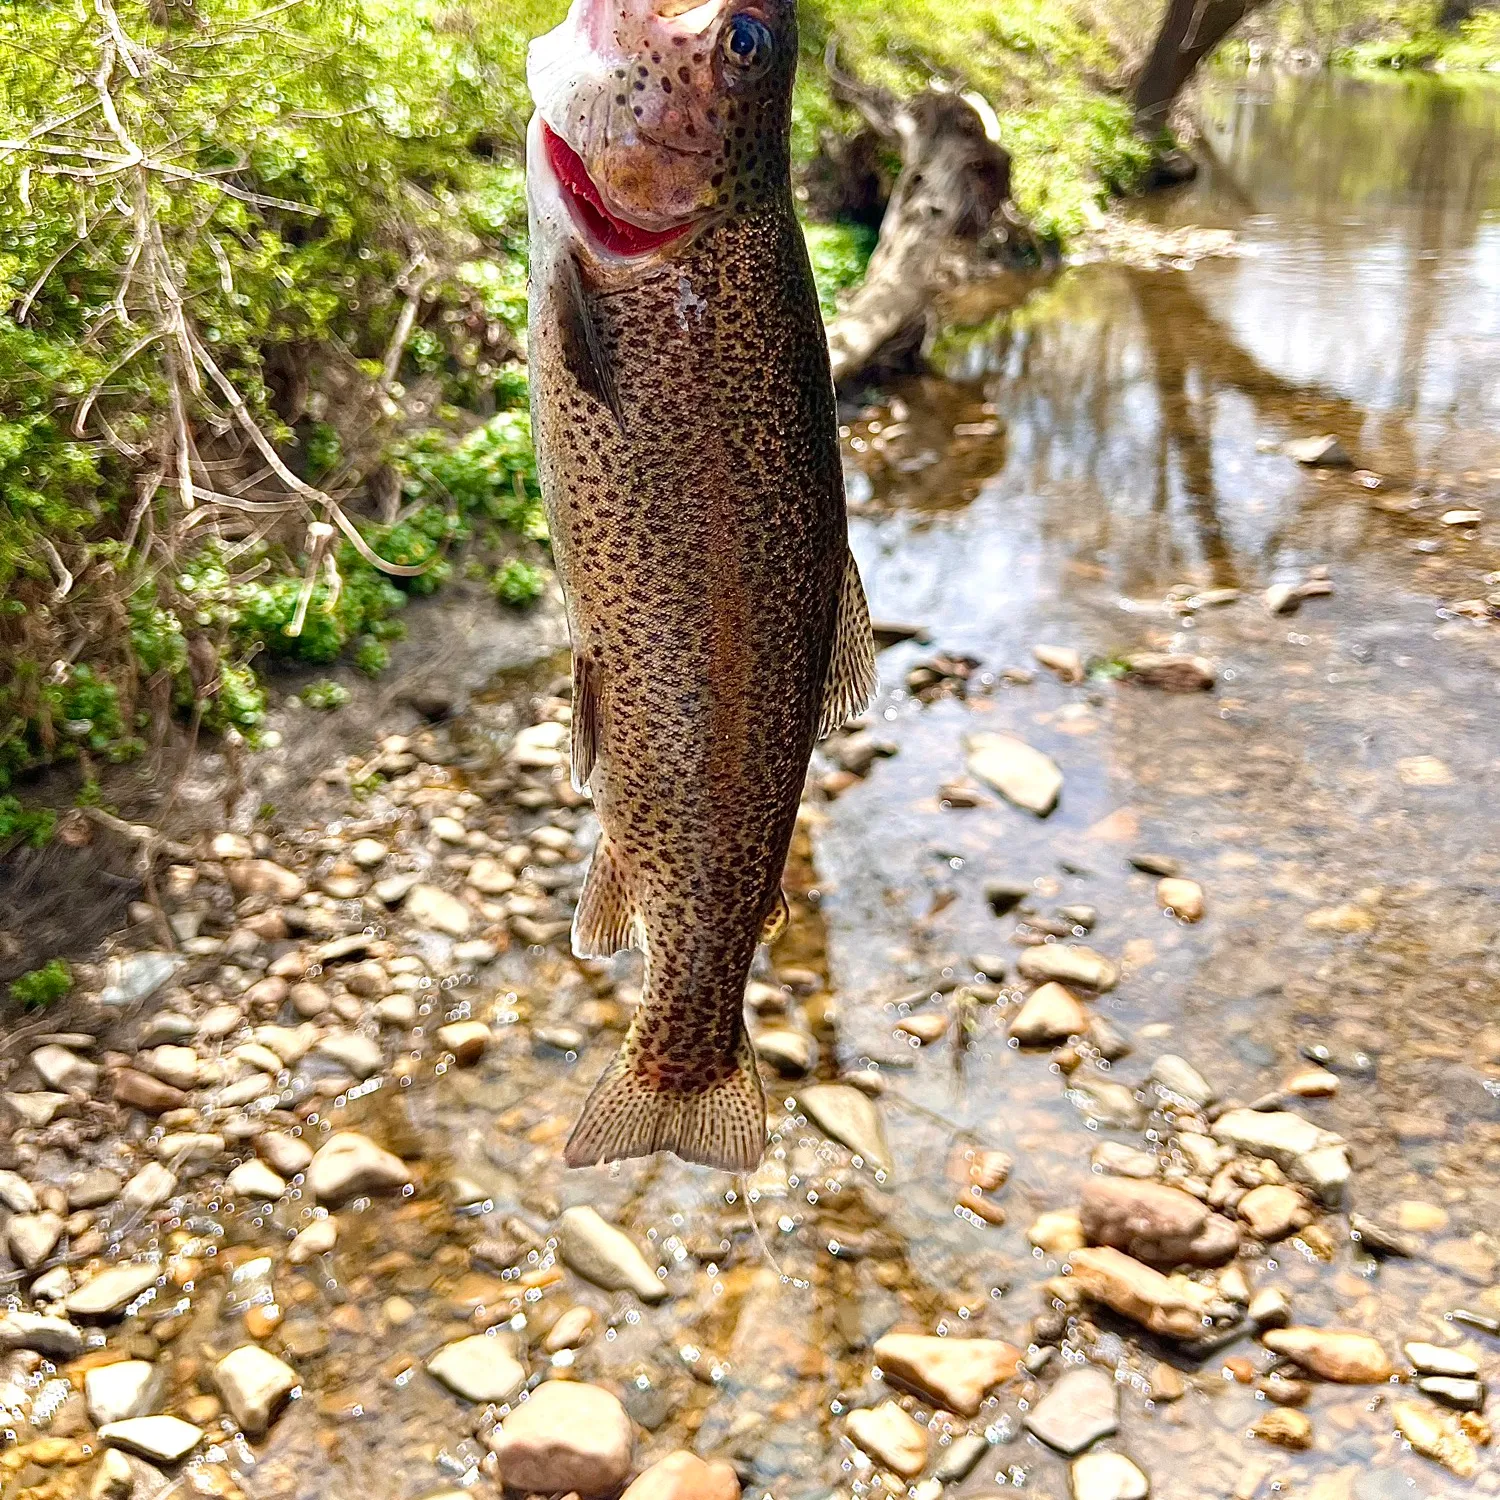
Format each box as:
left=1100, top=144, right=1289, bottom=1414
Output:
left=8, top=959, right=72, bottom=1010
left=493, top=558, right=547, bottom=606
left=302, top=680, right=352, bottom=712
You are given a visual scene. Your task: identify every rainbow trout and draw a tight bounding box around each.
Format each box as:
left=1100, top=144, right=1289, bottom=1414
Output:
left=526, top=0, right=875, bottom=1171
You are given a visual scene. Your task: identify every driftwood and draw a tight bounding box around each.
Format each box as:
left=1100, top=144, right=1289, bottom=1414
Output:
left=821, top=43, right=1044, bottom=386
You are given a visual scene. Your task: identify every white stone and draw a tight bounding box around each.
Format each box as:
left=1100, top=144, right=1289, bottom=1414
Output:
left=287, top=1217, right=338, bottom=1264
left=85, top=1361, right=159, bottom=1426
left=307, top=1132, right=411, bottom=1203
left=215, top=1345, right=299, bottom=1435
left=1026, top=1367, right=1119, bottom=1455
left=966, top=732, right=1063, bottom=816
left=426, top=1333, right=526, bottom=1404
left=485, top=1380, right=634, bottom=1493
left=99, top=1416, right=204, bottom=1463
left=0, top=1170, right=39, bottom=1213
left=66, top=1262, right=161, bottom=1319
left=1071, top=1451, right=1150, bottom=1500
left=846, top=1401, right=929, bottom=1478
left=119, top=1164, right=177, bottom=1214
left=31, top=1045, right=98, bottom=1093
left=557, top=1206, right=668, bottom=1303
left=404, top=884, right=471, bottom=937
left=315, top=1032, right=385, bottom=1080
left=1017, top=945, right=1119, bottom=992
left=8, top=1212, right=63, bottom=1270
left=797, top=1083, right=893, bottom=1173
left=226, top=1160, right=287, bottom=1200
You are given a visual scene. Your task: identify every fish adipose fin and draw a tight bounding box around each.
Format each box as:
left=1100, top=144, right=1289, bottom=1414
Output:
left=572, top=836, right=640, bottom=958
left=759, top=888, right=790, bottom=944
left=818, top=549, right=878, bottom=739
left=565, top=1029, right=766, bottom=1172
left=556, top=249, right=625, bottom=434
left=570, top=653, right=600, bottom=791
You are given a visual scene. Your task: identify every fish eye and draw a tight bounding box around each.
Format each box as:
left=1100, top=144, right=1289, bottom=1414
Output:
left=722, top=12, right=772, bottom=73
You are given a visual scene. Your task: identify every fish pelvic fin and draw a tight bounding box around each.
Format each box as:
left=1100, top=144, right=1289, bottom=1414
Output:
left=818, top=549, right=878, bottom=739
left=572, top=835, right=640, bottom=958
left=570, top=652, right=600, bottom=791
left=565, top=1029, right=766, bottom=1172
left=759, top=887, right=790, bottom=945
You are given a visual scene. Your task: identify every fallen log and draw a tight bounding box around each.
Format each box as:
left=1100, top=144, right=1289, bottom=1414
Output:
left=820, top=43, right=1045, bottom=386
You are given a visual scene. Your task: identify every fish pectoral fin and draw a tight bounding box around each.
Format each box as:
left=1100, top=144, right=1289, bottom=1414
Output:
left=565, top=1028, right=766, bottom=1172
left=571, top=652, right=600, bottom=791
left=556, top=249, right=625, bottom=434
left=572, top=835, right=640, bottom=959
left=818, top=549, right=879, bottom=739
left=759, top=888, right=790, bottom=945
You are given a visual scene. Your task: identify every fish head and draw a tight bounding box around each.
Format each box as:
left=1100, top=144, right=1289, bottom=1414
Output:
left=528, top=0, right=798, bottom=261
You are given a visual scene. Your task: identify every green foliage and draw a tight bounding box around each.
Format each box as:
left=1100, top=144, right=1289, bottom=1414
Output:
left=7, top=959, right=72, bottom=1010
left=354, top=635, right=392, bottom=676
left=492, top=556, right=547, bottom=606
left=0, top=796, right=56, bottom=849
left=804, top=222, right=879, bottom=316
left=302, top=679, right=351, bottom=711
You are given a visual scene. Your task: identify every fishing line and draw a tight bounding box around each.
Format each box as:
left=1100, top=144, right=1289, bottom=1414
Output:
left=734, top=1171, right=789, bottom=1283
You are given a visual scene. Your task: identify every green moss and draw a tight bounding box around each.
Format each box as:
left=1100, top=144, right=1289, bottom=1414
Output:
left=0, top=796, right=56, bottom=848
left=302, top=679, right=352, bottom=712
left=804, top=222, right=879, bottom=316
left=492, top=557, right=547, bottom=606
left=8, top=959, right=72, bottom=1009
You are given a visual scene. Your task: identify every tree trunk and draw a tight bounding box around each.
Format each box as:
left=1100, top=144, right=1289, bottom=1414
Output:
left=1133, top=0, right=1272, bottom=136
left=821, top=53, right=1041, bottom=386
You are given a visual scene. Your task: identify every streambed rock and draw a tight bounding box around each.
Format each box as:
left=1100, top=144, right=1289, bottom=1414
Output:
left=620, top=1452, right=741, bottom=1500
left=215, top=1345, right=299, bottom=1435
left=846, top=1401, right=928, bottom=1477
left=306, top=1133, right=412, bottom=1203
left=1261, top=1327, right=1393, bottom=1383
left=1211, top=1109, right=1351, bottom=1206
left=797, top=1083, right=893, bottom=1173
left=426, top=1333, right=525, bottom=1405
left=1026, top=1366, right=1119, bottom=1455
left=1017, top=945, right=1119, bottom=992
left=1080, top=1178, right=1240, bottom=1267
left=966, top=732, right=1063, bottom=816
left=485, top=1380, right=634, bottom=1494
left=873, top=1333, right=1021, bottom=1415
left=1068, top=1247, right=1218, bottom=1340
left=557, top=1206, right=668, bottom=1303
left=1070, top=1451, right=1150, bottom=1500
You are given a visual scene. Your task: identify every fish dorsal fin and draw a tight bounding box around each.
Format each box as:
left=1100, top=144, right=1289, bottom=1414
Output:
left=572, top=835, right=641, bottom=959
left=818, top=549, right=878, bottom=739
left=556, top=249, right=625, bottom=434
left=570, top=652, right=600, bottom=792
left=759, top=888, right=790, bottom=945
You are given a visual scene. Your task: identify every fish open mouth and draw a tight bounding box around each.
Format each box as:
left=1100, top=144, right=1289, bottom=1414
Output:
left=543, top=124, right=691, bottom=258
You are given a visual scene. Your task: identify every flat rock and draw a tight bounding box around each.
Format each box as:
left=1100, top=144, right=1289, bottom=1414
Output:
left=67, top=1263, right=161, bottom=1319
left=426, top=1333, right=526, bottom=1404
left=797, top=1083, right=893, bottom=1173
left=100, top=951, right=185, bottom=1006
left=1393, top=1402, right=1478, bottom=1478
left=1211, top=1109, right=1350, bottom=1206
left=1029, top=1210, right=1087, bottom=1256
left=485, top=1380, right=634, bottom=1494
left=68, top=1167, right=124, bottom=1209
left=935, top=1431, right=991, bottom=1483
left=315, top=1032, right=384, bottom=1080
left=1009, top=982, right=1087, bottom=1045
left=1026, top=1366, right=1119, bottom=1455
left=846, top=1401, right=928, bottom=1477
left=753, top=1028, right=813, bottom=1075
left=1068, top=1247, right=1217, bottom=1341
left=966, top=732, right=1063, bottom=816
left=404, top=883, right=471, bottom=937
left=0, top=1312, right=85, bottom=1357
left=1262, top=1327, right=1392, bottom=1383
left=1417, top=1376, right=1485, bottom=1411
left=1148, top=1055, right=1215, bottom=1108
left=99, top=1416, right=204, bottom=1464
left=32, top=1045, right=98, bottom=1094
left=1124, top=652, right=1216, bottom=693
left=215, top=1345, right=299, bottom=1435
left=1069, top=1078, right=1145, bottom=1129
left=9, top=1211, right=64, bottom=1270
left=0, top=1171, right=38, bottom=1213
left=874, top=1333, right=1021, bottom=1416
left=307, top=1133, right=411, bottom=1203
left=557, top=1206, right=667, bottom=1303
left=1237, top=1185, right=1312, bottom=1242
left=1404, top=1342, right=1479, bottom=1378
left=85, top=1361, right=159, bottom=1426
left=1252, top=1408, right=1314, bottom=1450
left=259, top=1134, right=314, bottom=1177
left=3, top=1092, right=67, bottom=1127
left=120, top=1164, right=177, bottom=1214
left=1284, top=434, right=1352, bottom=467
left=1080, top=1178, right=1239, bottom=1267
left=1157, top=878, right=1205, bottom=922
left=1070, top=1451, right=1150, bottom=1500
left=224, top=858, right=305, bottom=901
left=226, top=1160, right=287, bottom=1200
left=620, top=1451, right=741, bottom=1500
left=287, top=1217, right=338, bottom=1264
left=1017, top=945, right=1119, bottom=992
left=466, top=857, right=516, bottom=895
left=90, top=1448, right=135, bottom=1499
left=436, top=1021, right=491, bottom=1065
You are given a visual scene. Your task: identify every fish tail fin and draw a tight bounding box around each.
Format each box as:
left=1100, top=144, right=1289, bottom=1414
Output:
left=565, top=1028, right=766, bottom=1172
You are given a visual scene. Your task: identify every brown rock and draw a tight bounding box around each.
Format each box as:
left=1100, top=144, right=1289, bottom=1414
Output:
left=1079, top=1178, right=1240, bottom=1267
left=1068, top=1246, right=1218, bottom=1341
left=1261, top=1328, right=1392, bottom=1383
left=112, top=1070, right=187, bottom=1116
left=1237, top=1185, right=1313, bottom=1242
left=620, top=1452, right=740, bottom=1500
left=486, top=1381, right=634, bottom=1494
left=845, top=1401, right=928, bottom=1477
left=226, top=860, right=306, bottom=903
left=873, top=1333, right=1021, bottom=1416
left=1252, top=1408, right=1313, bottom=1450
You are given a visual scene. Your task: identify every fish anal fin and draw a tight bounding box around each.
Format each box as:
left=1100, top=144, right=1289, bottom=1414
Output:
left=818, top=549, right=878, bottom=739
left=556, top=250, right=625, bottom=433
left=759, top=888, right=790, bottom=945
left=572, top=836, right=639, bottom=959
left=571, top=653, right=600, bottom=792
left=565, top=1030, right=766, bottom=1172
